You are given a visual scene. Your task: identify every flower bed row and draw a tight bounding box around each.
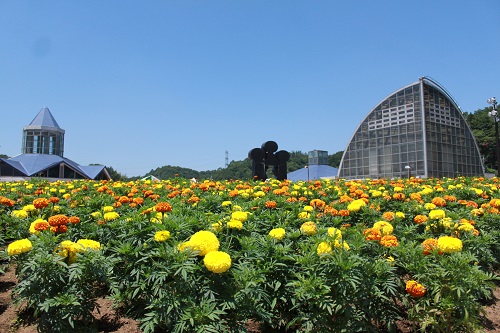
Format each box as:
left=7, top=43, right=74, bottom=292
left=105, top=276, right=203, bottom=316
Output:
left=0, top=176, right=499, bottom=332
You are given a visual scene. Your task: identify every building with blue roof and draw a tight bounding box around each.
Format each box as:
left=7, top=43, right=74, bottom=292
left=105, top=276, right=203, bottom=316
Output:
left=0, top=107, right=110, bottom=180
left=287, top=150, right=338, bottom=181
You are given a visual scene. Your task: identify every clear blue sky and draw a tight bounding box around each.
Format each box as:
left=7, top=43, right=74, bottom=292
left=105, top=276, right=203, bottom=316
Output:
left=1, top=1, right=499, bottom=177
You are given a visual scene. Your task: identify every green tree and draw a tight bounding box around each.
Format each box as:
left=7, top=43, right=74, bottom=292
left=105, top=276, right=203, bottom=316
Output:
left=328, top=151, right=344, bottom=168
left=464, top=106, right=497, bottom=173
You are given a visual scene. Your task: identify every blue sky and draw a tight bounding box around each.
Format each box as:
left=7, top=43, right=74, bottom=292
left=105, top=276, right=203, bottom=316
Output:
left=1, top=1, right=499, bottom=177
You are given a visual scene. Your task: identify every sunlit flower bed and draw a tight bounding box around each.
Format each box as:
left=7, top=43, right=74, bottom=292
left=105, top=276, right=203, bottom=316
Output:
left=0, top=176, right=499, bottom=332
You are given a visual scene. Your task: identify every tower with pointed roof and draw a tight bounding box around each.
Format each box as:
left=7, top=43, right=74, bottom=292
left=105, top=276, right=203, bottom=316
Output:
left=22, top=107, right=65, bottom=157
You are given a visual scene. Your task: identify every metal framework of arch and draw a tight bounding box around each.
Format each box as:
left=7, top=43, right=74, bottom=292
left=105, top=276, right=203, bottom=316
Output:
left=338, top=77, right=484, bottom=179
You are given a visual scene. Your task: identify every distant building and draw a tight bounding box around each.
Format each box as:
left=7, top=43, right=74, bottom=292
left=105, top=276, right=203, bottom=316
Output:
left=0, top=107, right=111, bottom=180
left=287, top=150, right=338, bottom=181
left=338, top=77, right=485, bottom=179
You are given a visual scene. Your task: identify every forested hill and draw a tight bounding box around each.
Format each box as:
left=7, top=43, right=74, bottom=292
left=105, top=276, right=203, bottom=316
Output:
left=131, top=150, right=343, bottom=181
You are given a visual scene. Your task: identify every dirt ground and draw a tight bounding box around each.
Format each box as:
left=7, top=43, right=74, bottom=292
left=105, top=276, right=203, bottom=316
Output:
left=0, top=265, right=499, bottom=333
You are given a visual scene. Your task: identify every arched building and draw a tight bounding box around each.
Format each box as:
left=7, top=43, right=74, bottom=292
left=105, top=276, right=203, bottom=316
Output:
left=338, top=77, right=484, bottom=179
left=0, top=107, right=111, bottom=180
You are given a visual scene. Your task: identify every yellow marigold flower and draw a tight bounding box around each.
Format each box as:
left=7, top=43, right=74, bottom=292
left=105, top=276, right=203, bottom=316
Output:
left=211, top=221, right=223, bottom=232
left=396, top=212, right=405, bottom=219
left=231, top=211, right=248, bottom=222
left=103, top=211, right=120, bottom=221
left=327, top=227, right=342, bottom=239
left=458, top=222, right=474, bottom=233
left=437, top=236, right=463, bottom=254
left=373, top=221, right=394, bottom=236
left=180, top=230, right=220, bottom=256
left=406, top=280, right=426, bottom=298
left=303, top=205, right=314, bottom=212
left=370, top=190, right=382, bottom=197
left=154, top=230, right=171, bottom=242
left=91, top=211, right=102, bottom=219
left=347, top=199, right=366, bottom=212
left=424, top=203, right=436, bottom=210
left=380, top=235, right=398, bottom=247
left=221, top=201, right=232, bottom=207
left=203, top=250, right=231, bottom=273
left=471, top=208, right=484, bottom=217
left=7, top=238, right=33, bottom=255
left=334, top=239, right=350, bottom=250
left=253, top=190, right=265, bottom=198
left=227, top=220, right=243, bottom=230
left=77, top=239, right=101, bottom=250
left=317, top=242, right=333, bottom=255
left=298, top=211, right=311, bottom=219
left=103, top=206, right=114, bottom=213
left=300, top=221, right=317, bottom=235
left=269, top=228, right=286, bottom=240
left=393, top=186, right=404, bottom=192
left=22, top=204, right=36, bottom=212
left=232, top=205, right=242, bottom=212
left=428, top=209, right=446, bottom=220
left=11, top=210, right=28, bottom=219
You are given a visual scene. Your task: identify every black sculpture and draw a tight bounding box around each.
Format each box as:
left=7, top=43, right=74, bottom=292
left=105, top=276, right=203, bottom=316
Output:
left=248, top=141, right=290, bottom=181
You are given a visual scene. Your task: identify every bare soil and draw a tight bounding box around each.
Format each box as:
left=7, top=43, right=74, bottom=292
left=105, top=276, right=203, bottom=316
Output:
left=1, top=265, right=499, bottom=332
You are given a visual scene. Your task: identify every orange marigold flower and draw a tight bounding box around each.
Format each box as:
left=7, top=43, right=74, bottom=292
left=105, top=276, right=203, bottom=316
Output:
left=187, top=196, right=200, bottom=204
left=118, top=196, right=130, bottom=204
left=310, top=199, right=326, bottom=209
left=265, top=201, right=277, bottom=209
left=406, top=280, right=426, bottom=298
left=421, top=238, right=440, bottom=255
left=380, top=235, right=398, bottom=247
left=410, top=193, right=422, bottom=201
left=48, top=214, right=69, bottom=227
left=0, top=196, right=15, bottom=207
left=431, top=197, right=447, bottom=207
left=51, top=224, right=68, bottom=233
left=155, top=202, right=172, bottom=213
left=69, top=216, right=80, bottom=224
left=413, top=215, right=428, bottom=224
left=133, top=197, right=144, bottom=205
left=363, top=228, right=382, bottom=241
left=113, top=202, right=122, bottom=208
left=392, top=193, right=406, bottom=201
left=33, top=198, right=50, bottom=209
left=443, top=195, right=456, bottom=202
left=34, top=220, right=50, bottom=231
left=286, top=197, right=298, bottom=203
left=382, top=212, right=395, bottom=221
left=466, top=201, right=478, bottom=208
left=338, top=209, right=350, bottom=217
left=49, top=197, right=60, bottom=204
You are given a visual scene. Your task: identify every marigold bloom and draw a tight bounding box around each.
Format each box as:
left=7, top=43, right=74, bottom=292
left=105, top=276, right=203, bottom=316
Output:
left=49, top=196, right=60, bottom=204
left=48, top=214, right=69, bottom=227
left=180, top=230, right=220, bottom=256
left=317, top=242, right=332, bottom=255
left=265, top=200, right=277, bottom=209
left=347, top=199, right=366, bottom=212
left=300, top=221, right=317, bottom=235
left=30, top=219, right=50, bottom=233
left=298, top=211, right=311, bottom=219
left=269, top=228, right=286, bottom=240
left=437, top=236, right=463, bottom=253
left=414, top=214, right=428, bottom=224
left=363, top=228, right=382, bottom=241
left=227, top=220, right=243, bottom=230
left=327, top=227, right=342, bottom=239
left=431, top=197, right=447, bottom=207
left=204, top=251, right=231, bottom=273
left=380, top=235, right=398, bottom=247
left=77, top=239, right=101, bottom=250
left=154, top=230, right=171, bottom=242
left=334, top=239, right=350, bottom=250
left=221, top=200, right=232, bottom=207
left=69, top=216, right=81, bottom=224
left=421, top=238, right=440, bottom=255
left=373, top=221, right=394, bottom=235
left=155, top=202, right=172, bottom=213
left=382, top=211, right=395, bottom=221
left=428, top=209, right=446, bottom=220
left=338, top=209, right=350, bottom=217
left=103, top=211, right=120, bottom=221
left=11, top=210, right=28, bottom=219
left=7, top=238, right=33, bottom=255
left=231, top=211, right=248, bottom=222
left=0, top=196, right=15, bottom=207
left=133, top=197, right=144, bottom=205
left=458, top=222, right=474, bottom=233
left=33, top=197, right=49, bottom=209
left=392, top=193, right=405, bottom=201
left=471, top=208, right=484, bottom=217
left=406, top=280, right=426, bottom=298
left=310, top=199, right=326, bottom=209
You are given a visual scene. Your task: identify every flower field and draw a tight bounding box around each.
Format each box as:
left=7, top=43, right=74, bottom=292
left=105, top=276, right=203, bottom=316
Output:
left=0, top=176, right=499, bottom=332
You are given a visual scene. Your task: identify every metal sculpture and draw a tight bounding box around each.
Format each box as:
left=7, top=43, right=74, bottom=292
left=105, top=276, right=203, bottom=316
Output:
left=248, top=141, right=290, bottom=180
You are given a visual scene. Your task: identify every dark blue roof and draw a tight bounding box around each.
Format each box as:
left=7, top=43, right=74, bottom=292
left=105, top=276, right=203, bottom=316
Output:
left=1, top=154, right=106, bottom=179
left=26, top=107, right=62, bottom=129
left=287, top=164, right=338, bottom=181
